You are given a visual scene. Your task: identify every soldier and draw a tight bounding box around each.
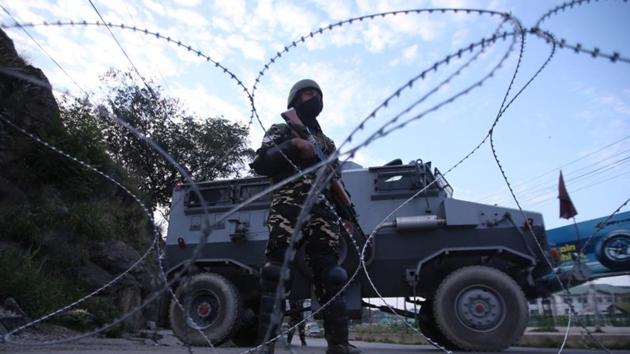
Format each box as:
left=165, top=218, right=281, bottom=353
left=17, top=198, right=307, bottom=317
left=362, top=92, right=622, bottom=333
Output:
left=250, top=79, right=360, bottom=354
left=286, top=299, right=307, bottom=346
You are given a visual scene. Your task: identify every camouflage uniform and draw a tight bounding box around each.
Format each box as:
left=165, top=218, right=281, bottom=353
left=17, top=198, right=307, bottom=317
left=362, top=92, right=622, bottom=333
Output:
left=251, top=79, right=360, bottom=354
left=259, top=123, right=342, bottom=258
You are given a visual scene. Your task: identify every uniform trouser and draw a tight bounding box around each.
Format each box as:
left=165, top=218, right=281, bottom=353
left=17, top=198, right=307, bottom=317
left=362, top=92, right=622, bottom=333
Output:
left=256, top=179, right=350, bottom=347
left=287, top=300, right=306, bottom=344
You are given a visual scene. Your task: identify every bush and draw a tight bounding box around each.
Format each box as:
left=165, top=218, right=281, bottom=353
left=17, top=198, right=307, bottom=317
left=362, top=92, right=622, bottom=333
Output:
left=0, top=248, right=82, bottom=317
left=65, top=200, right=150, bottom=252
left=0, top=206, right=42, bottom=248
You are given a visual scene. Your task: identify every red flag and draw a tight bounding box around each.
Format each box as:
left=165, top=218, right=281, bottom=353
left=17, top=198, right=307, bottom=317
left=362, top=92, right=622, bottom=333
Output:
left=558, top=171, right=578, bottom=219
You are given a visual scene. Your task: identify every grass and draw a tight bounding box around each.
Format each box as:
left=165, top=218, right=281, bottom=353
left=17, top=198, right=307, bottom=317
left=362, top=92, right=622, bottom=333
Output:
left=350, top=323, right=427, bottom=345
left=0, top=248, right=82, bottom=318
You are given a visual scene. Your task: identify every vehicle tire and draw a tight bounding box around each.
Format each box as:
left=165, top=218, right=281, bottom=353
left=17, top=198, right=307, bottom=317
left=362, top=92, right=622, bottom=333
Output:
left=595, top=231, right=630, bottom=270
left=169, top=273, right=241, bottom=346
left=418, top=300, right=459, bottom=350
left=433, top=266, right=528, bottom=351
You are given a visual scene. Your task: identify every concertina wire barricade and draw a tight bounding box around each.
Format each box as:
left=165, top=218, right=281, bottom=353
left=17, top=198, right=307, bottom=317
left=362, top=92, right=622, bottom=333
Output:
left=2, top=1, right=630, bottom=353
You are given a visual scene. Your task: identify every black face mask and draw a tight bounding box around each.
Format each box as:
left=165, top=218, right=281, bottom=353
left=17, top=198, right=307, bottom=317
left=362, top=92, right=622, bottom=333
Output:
left=295, top=96, right=323, bottom=131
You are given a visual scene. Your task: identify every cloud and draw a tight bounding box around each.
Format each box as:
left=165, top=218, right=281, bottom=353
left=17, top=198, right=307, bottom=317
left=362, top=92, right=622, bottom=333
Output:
left=171, top=83, right=249, bottom=124
left=212, top=0, right=246, bottom=27
left=272, top=2, right=319, bottom=38
left=362, top=22, right=395, bottom=52
left=141, top=0, right=167, bottom=17
left=388, top=44, right=418, bottom=66
left=597, top=95, right=630, bottom=116
left=350, top=150, right=386, bottom=168
left=226, top=34, right=266, bottom=61
left=168, top=8, right=209, bottom=27
left=312, top=0, right=353, bottom=20
left=172, top=0, right=201, bottom=7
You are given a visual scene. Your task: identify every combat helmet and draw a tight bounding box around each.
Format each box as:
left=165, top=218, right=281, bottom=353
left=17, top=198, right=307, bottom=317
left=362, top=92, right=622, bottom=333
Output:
left=287, top=79, right=322, bottom=108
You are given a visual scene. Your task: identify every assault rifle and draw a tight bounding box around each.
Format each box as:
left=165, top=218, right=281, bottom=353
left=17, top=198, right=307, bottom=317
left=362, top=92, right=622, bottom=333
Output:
left=281, top=108, right=367, bottom=240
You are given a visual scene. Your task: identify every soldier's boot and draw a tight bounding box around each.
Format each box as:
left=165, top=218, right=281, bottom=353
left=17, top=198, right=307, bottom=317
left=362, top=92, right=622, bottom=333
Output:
left=323, top=296, right=360, bottom=354
left=255, top=260, right=285, bottom=354
left=300, top=332, right=307, bottom=346
left=312, top=256, right=361, bottom=354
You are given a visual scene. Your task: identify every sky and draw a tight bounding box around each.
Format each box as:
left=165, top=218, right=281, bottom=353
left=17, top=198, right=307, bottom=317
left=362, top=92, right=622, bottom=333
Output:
left=1, top=0, right=629, bottom=285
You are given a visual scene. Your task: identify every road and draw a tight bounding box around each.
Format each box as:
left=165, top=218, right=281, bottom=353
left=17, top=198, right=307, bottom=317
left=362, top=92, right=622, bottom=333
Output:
left=2, top=337, right=630, bottom=354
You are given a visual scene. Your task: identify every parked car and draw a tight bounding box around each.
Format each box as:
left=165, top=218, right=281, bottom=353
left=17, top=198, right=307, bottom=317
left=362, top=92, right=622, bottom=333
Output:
left=305, top=322, right=321, bottom=337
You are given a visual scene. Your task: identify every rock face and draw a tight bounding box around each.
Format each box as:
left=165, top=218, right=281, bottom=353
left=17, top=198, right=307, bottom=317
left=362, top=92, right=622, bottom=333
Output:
left=0, top=28, right=161, bottom=333
left=0, top=29, right=59, bottom=165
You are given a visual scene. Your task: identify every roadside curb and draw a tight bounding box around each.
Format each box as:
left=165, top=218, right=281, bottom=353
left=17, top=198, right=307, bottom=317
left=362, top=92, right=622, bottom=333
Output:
left=519, top=331, right=630, bottom=349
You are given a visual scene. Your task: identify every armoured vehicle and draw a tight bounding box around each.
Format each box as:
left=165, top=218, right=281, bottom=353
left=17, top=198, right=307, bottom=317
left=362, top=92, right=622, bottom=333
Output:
left=163, top=158, right=576, bottom=351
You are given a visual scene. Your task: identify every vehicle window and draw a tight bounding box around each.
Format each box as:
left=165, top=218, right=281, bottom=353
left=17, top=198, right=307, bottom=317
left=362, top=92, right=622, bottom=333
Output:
left=374, top=171, right=419, bottom=191
left=239, top=183, right=271, bottom=203
left=187, top=188, right=233, bottom=208
left=434, top=168, right=453, bottom=197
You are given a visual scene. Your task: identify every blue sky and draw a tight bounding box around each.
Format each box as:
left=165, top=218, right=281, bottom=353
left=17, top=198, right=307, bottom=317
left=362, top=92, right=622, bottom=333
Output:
left=2, top=0, right=629, bottom=284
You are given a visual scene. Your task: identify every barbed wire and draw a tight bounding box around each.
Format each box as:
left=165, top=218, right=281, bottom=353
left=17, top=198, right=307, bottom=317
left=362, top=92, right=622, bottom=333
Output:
left=0, top=111, right=158, bottom=341
left=0, top=4, right=88, bottom=96
left=532, top=0, right=630, bottom=64
left=250, top=14, right=525, bottom=353
left=480, top=139, right=630, bottom=203
left=487, top=28, right=615, bottom=352
left=252, top=27, right=516, bottom=354
left=1, top=2, right=629, bottom=354
left=0, top=69, right=226, bottom=351
left=535, top=0, right=598, bottom=28
left=0, top=8, right=269, bottom=350
left=249, top=8, right=515, bottom=150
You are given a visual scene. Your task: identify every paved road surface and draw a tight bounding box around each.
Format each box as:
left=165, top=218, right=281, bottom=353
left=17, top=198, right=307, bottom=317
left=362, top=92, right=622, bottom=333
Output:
left=3, top=337, right=630, bottom=354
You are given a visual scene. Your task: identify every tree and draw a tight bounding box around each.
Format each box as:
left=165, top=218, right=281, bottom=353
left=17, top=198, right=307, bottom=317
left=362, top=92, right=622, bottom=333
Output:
left=60, top=70, right=254, bottom=212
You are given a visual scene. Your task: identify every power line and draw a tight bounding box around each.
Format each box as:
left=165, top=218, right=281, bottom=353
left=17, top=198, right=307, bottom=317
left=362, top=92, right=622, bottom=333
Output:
left=87, top=0, right=160, bottom=100
left=509, top=154, right=630, bottom=203
left=528, top=169, right=630, bottom=207
left=479, top=135, right=630, bottom=201
left=497, top=155, right=630, bottom=206
left=487, top=150, right=630, bottom=205
left=0, top=4, right=89, bottom=97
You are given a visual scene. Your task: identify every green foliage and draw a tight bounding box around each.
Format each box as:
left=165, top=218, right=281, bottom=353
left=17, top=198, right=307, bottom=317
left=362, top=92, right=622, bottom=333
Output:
left=52, top=297, right=122, bottom=336
left=6, top=106, right=112, bottom=199
left=84, top=297, right=121, bottom=326
left=0, top=248, right=127, bottom=330
left=350, top=323, right=425, bottom=345
left=0, top=248, right=82, bottom=317
left=0, top=67, right=252, bottom=333
left=93, top=69, right=254, bottom=212
left=66, top=200, right=149, bottom=251
left=67, top=202, right=109, bottom=242
left=0, top=206, right=42, bottom=248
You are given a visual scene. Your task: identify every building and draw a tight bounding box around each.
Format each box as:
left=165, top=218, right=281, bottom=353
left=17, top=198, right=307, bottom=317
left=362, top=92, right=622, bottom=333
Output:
left=528, top=283, right=630, bottom=318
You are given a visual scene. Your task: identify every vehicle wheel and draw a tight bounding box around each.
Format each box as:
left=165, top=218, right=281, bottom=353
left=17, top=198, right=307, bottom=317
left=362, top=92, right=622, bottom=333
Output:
left=169, top=273, right=241, bottom=346
left=433, top=266, right=528, bottom=351
left=418, top=300, right=459, bottom=350
left=595, top=231, right=630, bottom=270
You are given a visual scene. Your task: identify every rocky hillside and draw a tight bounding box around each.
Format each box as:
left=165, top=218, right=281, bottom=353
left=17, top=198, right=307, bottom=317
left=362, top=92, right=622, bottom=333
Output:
left=0, top=28, right=162, bottom=335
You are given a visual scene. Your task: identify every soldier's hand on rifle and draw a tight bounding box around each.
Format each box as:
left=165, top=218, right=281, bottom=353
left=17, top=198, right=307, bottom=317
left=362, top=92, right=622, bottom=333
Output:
left=291, top=137, right=315, bottom=159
